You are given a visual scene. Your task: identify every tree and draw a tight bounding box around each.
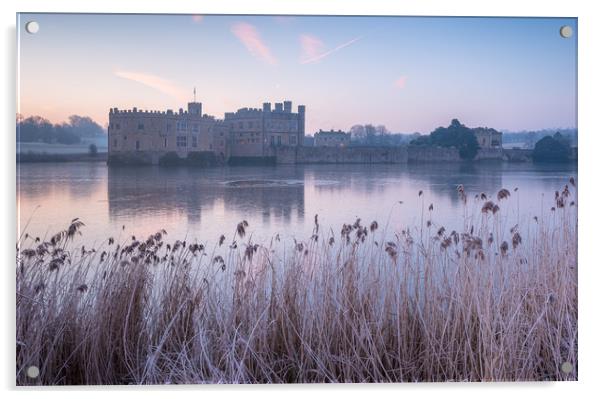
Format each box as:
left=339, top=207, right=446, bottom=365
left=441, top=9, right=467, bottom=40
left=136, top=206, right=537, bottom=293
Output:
left=350, top=124, right=366, bottom=141
left=67, top=115, right=104, bottom=137
left=364, top=124, right=377, bottom=145
left=17, top=116, right=54, bottom=143
left=410, top=119, right=480, bottom=160
left=88, top=143, right=98, bottom=157
left=54, top=123, right=81, bottom=144
left=533, top=135, right=570, bottom=162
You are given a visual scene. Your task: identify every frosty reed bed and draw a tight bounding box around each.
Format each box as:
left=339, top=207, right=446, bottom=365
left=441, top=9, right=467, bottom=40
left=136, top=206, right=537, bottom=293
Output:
left=16, top=182, right=577, bottom=384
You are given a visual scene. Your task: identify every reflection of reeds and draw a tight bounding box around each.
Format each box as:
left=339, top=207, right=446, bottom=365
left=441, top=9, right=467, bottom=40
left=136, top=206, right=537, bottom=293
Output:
left=16, top=183, right=577, bottom=384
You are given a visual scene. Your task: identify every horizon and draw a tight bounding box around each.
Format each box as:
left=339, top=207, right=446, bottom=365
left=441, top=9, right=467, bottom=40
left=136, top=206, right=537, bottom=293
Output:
left=18, top=14, right=577, bottom=134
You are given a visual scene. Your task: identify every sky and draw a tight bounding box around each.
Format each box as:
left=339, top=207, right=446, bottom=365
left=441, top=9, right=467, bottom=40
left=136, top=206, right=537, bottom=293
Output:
left=17, top=14, right=577, bottom=134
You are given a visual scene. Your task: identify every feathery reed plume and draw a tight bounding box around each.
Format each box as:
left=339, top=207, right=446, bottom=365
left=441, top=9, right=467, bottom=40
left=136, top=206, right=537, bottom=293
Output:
left=370, top=221, right=378, bottom=232
left=236, top=221, right=248, bottom=238
left=457, top=184, right=467, bottom=203
left=497, top=188, right=511, bottom=201
left=500, top=241, right=509, bottom=256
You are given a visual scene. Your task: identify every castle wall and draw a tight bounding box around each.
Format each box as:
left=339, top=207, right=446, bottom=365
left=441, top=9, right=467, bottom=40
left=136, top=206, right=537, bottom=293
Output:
left=475, top=148, right=504, bottom=160
left=407, top=146, right=461, bottom=162
left=274, top=146, right=408, bottom=164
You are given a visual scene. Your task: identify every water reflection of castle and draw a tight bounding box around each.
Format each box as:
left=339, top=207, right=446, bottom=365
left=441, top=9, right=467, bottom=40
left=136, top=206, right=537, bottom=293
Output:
left=106, top=163, right=512, bottom=225
left=107, top=167, right=306, bottom=224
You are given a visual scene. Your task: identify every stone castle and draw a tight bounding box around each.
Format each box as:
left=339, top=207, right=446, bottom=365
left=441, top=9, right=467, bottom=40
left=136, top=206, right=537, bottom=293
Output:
left=108, top=99, right=506, bottom=165
left=108, top=100, right=305, bottom=164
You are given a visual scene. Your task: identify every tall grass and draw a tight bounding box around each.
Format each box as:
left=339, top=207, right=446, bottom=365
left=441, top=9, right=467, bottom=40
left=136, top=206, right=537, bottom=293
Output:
left=16, top=182, right=577, bottom=384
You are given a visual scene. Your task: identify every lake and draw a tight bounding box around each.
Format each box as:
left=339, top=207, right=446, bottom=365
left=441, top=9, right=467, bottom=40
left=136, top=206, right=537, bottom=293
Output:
left=17, top=162, right=577, bottom=247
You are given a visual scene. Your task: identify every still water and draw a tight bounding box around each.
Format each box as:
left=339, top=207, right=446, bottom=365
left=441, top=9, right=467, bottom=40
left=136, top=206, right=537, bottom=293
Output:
left=17, top=162, right=577, bottom=247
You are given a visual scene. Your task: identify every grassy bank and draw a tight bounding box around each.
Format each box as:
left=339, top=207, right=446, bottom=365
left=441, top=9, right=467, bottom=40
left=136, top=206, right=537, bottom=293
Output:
left=16, top=182, right=577, bottom=384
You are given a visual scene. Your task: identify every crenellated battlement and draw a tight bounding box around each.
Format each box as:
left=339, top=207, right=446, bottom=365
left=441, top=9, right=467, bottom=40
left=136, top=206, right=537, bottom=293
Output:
left=109, top=106, right=216, bottom=120
left=109, top=107, right=170, bottom=116
left=224, top=100, right=305, bottom=120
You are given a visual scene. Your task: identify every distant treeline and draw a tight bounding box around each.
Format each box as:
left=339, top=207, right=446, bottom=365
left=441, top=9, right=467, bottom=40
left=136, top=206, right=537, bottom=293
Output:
left=16, top=114, right=105, bottom=145
left=502, top=128, right=577, bottom=148
left=348, top=124, right=421, bottom=146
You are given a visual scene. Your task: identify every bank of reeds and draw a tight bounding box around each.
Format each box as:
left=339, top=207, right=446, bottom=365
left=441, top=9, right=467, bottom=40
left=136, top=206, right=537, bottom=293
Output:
left=16, top=182, right=577, bottom=384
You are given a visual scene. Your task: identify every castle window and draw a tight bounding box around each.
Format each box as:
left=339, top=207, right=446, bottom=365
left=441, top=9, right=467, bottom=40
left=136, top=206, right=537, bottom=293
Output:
left=239, top=122, right=244, bottom=129
left=192, top=124, right=199, bottom=133
left=166, top=124, right=171, bottom=132
left=177, top=121, right=187, bottom=131
left=116, top=123, right=121, bottom=130
left=248, top=121, right=253, bottom=129
left=136, top=140, right=140, bottom=150
left=290, top=135, right=297, bottom=145
left=164, top=138, right=167, bottom=148
left=138, top=123, right=144, bottom=130
left=270, top=136, right=275, bottom=145
left=177, top=136, right=187, bottom=147
left=192, top=136, right=198, bottom=148
left=123, top=135, right=127, bottom=141
left=277, top=136, right=282, bottom=145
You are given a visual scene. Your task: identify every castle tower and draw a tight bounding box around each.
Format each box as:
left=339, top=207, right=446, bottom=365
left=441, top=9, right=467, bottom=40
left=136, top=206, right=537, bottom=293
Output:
left=187, top=102, right=202, bottom=116
left=297, top=105, right=305, bottom=147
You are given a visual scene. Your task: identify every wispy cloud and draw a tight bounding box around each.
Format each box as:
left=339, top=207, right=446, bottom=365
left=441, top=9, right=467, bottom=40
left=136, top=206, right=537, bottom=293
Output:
left=231, top=22, right=277, bottom=65
left=394, top=75, right=407, bottom=89
left=114, top=70, right=188, bottom=101
left=191, top=15, right=204, bottom=23
left=300, top=35, right=363, bottom=64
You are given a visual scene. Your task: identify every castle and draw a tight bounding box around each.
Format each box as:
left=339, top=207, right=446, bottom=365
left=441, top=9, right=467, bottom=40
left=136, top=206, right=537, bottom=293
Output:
left=108, top=100, right=305, bottom=164
left=313, top=129, right=351, bottom=147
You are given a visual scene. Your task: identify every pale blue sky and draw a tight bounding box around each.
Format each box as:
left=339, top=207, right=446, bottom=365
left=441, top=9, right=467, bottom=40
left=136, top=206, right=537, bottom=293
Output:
left=18, top=14, right=577, bottom=133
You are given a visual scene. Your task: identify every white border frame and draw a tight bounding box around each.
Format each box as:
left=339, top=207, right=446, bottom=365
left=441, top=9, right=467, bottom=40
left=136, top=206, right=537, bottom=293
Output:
left=3, top=1, right=601, bottom=398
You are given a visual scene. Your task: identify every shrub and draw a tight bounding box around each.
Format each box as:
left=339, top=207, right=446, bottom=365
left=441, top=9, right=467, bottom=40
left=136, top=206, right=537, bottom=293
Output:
left=88, top=143, right=98, bottom=157
left=533, top=134, right=570, bottom=162
left=410, top=119, right=480, bottom=160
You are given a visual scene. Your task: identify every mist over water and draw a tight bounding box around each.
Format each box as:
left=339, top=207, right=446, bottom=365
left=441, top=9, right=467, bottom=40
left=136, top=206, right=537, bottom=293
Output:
left=17, top=162, right=577, bottom=247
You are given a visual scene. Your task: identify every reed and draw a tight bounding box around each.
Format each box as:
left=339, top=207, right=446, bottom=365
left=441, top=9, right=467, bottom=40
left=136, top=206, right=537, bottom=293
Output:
left=16, top=182, right=577, bottom=384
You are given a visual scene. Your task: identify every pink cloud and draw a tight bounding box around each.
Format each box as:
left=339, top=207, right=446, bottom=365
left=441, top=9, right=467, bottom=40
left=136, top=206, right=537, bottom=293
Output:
left=300, top=34, right=325, bottom=63
left=114, top=70, right=188, bottom=101
left=394, top=76, right=407, bottom=89
left=300, top=35, right=362, bottom=64
left=191, top=15, right=204, bottom=23
left=231, top=22, right=277, bottom=65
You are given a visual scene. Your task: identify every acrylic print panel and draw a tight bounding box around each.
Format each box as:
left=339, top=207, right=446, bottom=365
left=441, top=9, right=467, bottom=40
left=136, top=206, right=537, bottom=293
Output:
left=16, top=13, right=577, bottom=385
